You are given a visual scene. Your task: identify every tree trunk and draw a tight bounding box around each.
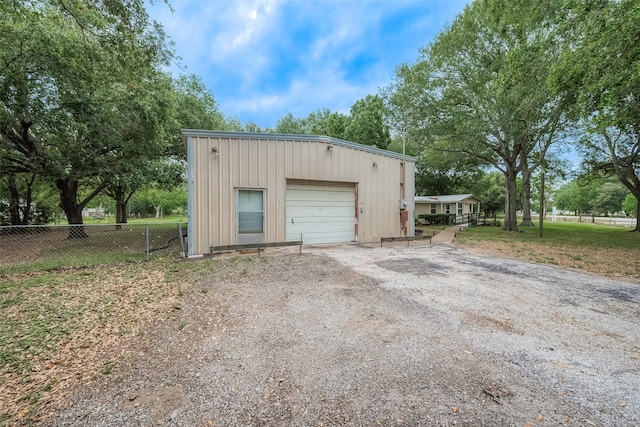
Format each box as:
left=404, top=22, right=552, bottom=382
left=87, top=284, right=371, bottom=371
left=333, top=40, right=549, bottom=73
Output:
left=520, top=153, right=534, bottom=227
left=21, top=174, right=35, bottom=225
left=56, top=178, right=88, bottom=238
left=503, top=167, right=519, bottom=232
left=634, top=196, right=640, bottom=232
left=114, top=186, right=128, bottom=230
left=7, top=174, right=23, bottom=225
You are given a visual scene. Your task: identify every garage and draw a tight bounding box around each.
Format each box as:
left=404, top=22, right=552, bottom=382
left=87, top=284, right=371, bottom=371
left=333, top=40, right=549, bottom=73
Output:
left=183, top=130, right=415, bottom=256
left=286, top=181, right=356, bottom=244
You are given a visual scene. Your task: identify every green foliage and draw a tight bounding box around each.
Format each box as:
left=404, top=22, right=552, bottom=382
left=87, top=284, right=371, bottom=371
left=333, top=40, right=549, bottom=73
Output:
left=475, top=172, right=506, bottom=215
left=550, top=0, right=640, bottom=230
left=414, top=145, right=487, bottom=195
left=417, top=214, right=456, bottom=225
left=134, top=186, right=187, bottom=217
left=389, top=0, right=567, bottom=231
left=0, top=0, right=179, bottom=226
left=554, top=178, right=631, bottom=216
left=305, top=108, right=349, bottom=139
left=554, top=180, right=596, bottom=214
left=592, top=181, right=629, bottom=215
left=622, top=194, right=638, bottom=217
left=344, top=95, right=391, bottom=149
left=275, top=113, right=307, bottom=134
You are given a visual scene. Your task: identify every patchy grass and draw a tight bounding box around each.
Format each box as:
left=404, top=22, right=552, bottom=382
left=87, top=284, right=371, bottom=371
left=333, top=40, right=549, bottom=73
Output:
left=0, top=257, right=217, bottom=426
left=0, top=223, right=185, bottom=273
left=456, top=221, right=640, bottom=282
left=79, top=215, right=187, bottom=225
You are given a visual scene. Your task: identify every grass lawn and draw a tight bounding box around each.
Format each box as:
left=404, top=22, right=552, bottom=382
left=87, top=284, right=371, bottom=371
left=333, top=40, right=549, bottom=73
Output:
left=78, top=214, right=187, bottom=225
left=0, top=256, right=227, bottom=425
left=455, top=221, right=640, bottom=281
left=1, top=219, right=638, bottom=425
left=0, top=222, right=187, bottom=273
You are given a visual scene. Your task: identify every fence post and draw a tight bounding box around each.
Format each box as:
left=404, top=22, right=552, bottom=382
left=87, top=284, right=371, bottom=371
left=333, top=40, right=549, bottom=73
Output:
left=178, top=223, right=185, bottom=258
left=146, top=224, right=150, bottom=260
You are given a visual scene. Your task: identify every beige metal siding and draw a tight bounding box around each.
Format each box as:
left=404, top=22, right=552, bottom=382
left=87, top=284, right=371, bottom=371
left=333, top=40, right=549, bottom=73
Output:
left=186, top=133, right=414, bottom=255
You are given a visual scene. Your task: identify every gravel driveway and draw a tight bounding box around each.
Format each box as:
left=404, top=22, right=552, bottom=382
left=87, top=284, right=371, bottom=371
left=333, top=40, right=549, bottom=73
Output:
left=45, top=243, right=640, bottom=426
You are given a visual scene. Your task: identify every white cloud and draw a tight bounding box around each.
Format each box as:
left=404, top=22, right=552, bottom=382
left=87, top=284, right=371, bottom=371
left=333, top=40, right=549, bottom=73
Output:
left=148, top=0, right=470, bottom=127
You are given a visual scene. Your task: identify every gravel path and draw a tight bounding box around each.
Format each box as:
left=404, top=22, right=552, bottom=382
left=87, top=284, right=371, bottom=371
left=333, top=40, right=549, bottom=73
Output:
left=44, top=243, right=640, bottom=426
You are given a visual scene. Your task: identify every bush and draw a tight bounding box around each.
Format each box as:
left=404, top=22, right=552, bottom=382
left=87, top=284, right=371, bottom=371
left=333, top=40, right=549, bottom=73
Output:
left=417, top=214, right=456, bottom=225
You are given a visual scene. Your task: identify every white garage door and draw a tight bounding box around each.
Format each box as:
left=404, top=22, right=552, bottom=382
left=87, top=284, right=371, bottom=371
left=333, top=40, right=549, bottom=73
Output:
left=286, top=181, right=356, bottom=245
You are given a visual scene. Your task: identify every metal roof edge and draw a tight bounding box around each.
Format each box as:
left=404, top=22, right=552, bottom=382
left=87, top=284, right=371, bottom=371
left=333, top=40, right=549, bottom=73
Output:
left=181, top=129, right=416, bottom=162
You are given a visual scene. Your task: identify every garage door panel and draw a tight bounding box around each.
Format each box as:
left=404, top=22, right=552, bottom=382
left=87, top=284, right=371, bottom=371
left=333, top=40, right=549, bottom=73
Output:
left=286, top=207, right=353, bottom=217
left=286, top=181, right=355, bottom=245
left=286, top=192, right=353, bottom=202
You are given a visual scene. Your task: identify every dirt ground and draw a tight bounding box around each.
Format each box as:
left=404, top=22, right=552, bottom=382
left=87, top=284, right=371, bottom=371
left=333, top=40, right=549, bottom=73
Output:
left=43, top=243, right=640, bottom=427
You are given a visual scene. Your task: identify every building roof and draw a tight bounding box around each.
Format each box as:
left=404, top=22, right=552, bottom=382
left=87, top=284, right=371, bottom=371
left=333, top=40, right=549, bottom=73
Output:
left=415, top=194, right=480, bottom=203
left=181, top=130, right=416, bottom=162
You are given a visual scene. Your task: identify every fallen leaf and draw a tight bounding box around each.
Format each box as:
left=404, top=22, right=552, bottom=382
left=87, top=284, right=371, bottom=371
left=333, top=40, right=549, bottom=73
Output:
left=133, top=401, right=140, bottom=407
left=538, top=414, right=544, bottom=421
left=207, top=420, right=213, bottom=427
left=453, top=406, right=460, bottom=413
left=563, top=416, right=570, bottom=423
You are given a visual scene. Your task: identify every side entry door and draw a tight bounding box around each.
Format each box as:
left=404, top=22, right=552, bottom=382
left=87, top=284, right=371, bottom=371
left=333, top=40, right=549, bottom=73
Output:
left=237, top=189, right=264, bottom=244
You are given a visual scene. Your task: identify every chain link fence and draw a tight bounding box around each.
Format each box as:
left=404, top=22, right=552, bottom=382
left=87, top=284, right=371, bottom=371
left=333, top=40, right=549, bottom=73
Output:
left=0, top=222, right=187, bottom=272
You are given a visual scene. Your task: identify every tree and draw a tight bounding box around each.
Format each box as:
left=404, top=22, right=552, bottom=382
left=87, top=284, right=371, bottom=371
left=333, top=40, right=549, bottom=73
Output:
left=344, top=95, right=391, bottom=149
left=136, top=185, right=187, bottom=219
left=554, top=180, right=596, bottom=216
left=390, top=0, right=566, bottom=231
left=305, top=108, right=349, bottom=139
left=592, top=181, right=629, bottom=216
left=622, top=194, right=638, bottom=217
left=414, top=146, right=486, bottom=196
left=551, top=0, right=640, bottom=231
left=476, top=172, right=506, bottom=216
left=275, top=113, right=307, bottom=134
left=99, top=73, right=225, bottom=225
left=1, top=0, right=173, bottom=235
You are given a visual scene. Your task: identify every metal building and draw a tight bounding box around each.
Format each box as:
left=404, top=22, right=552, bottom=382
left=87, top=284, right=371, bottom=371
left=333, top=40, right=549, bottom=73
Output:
left=183, top=130, right=415, bottom=257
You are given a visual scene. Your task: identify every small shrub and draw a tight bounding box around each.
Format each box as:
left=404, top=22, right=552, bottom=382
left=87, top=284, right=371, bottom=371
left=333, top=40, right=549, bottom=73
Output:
left=417, top=214, right=456, bottom=225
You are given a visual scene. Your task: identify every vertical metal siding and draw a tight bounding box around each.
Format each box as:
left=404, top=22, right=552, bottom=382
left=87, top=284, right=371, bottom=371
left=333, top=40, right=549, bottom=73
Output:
left=188, top=135, right=414, bottom=255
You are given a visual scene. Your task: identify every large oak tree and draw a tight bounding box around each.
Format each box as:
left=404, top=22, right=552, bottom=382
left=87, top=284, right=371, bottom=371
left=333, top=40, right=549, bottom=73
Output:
left=390, top=0, right=567, bottom=231
left=1, top=0, right=173, bottom=235
left=551, top=0, right=640, bottom=231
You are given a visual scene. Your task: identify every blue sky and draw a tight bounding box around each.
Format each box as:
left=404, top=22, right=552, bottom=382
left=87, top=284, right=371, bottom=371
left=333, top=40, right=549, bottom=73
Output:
left=148, top=0, right=470, bottom=129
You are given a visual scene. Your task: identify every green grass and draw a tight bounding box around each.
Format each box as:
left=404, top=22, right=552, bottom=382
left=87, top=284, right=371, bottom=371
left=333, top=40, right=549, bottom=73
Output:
left=0, top=257, right=218, bottom=375
left=456, top=221, right=639, bottom=250
left=79, top=215, right=187, bottom=225
left=0, top=222, right=186, bottom=273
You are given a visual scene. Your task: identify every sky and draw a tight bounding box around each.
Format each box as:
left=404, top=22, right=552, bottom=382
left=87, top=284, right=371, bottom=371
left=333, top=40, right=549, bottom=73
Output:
left=147, top=0, right=470, bottom=129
